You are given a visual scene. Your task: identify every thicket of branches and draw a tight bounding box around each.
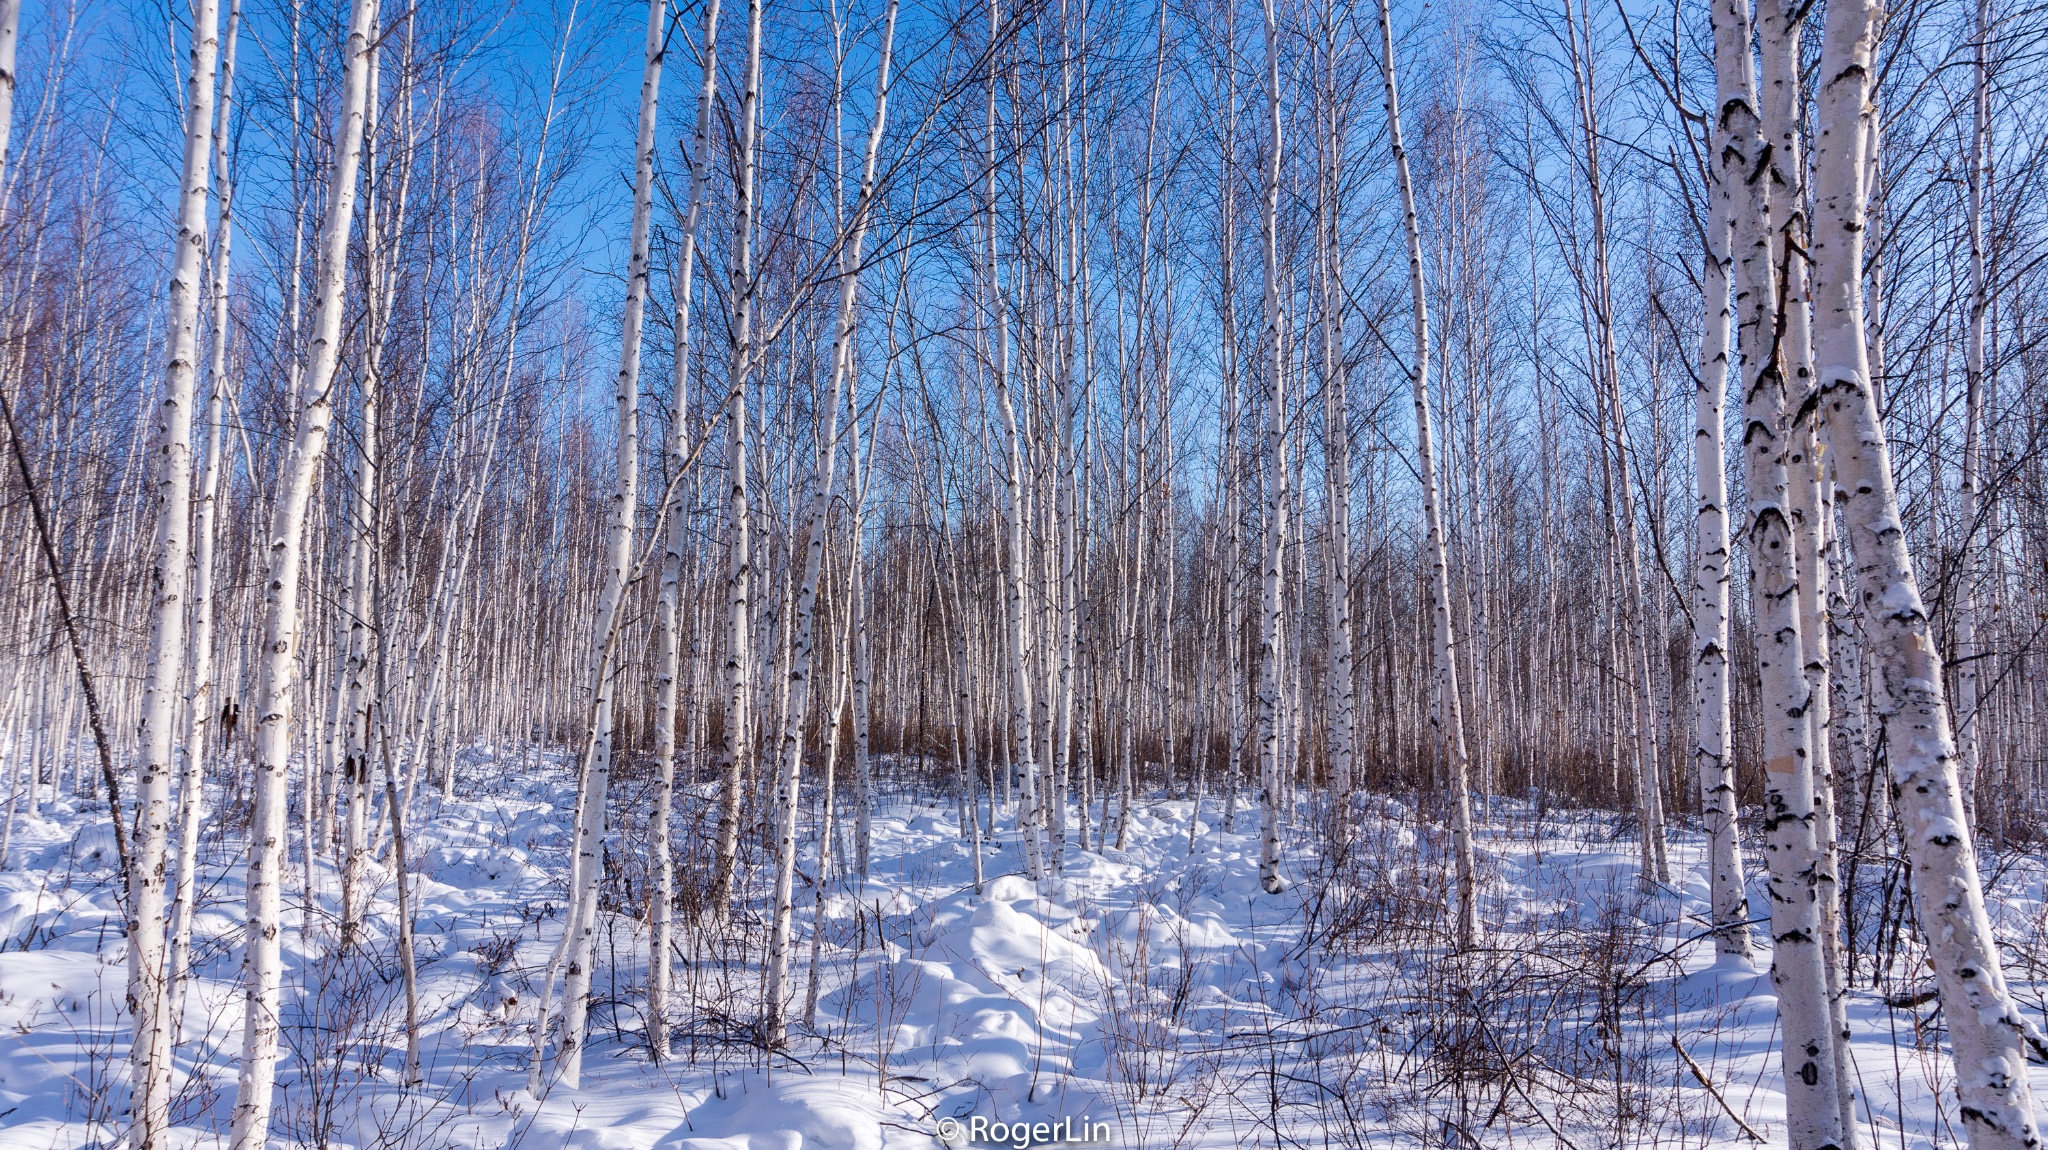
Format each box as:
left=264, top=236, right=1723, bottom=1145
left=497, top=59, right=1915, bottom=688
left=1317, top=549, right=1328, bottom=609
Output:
left=5, top=0, right=2048, bottom=1140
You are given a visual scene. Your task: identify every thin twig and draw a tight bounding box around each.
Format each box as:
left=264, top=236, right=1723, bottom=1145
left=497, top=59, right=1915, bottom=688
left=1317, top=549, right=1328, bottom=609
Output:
left=0, top=379, right=130, bottom=883
left=1673, top=1035, right=1766, bottom=1142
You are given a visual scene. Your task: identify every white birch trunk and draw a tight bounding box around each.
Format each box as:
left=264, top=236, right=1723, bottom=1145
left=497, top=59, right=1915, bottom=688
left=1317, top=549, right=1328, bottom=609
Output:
left=1046, top=20, right=1090, bottom=874
left=229, top=0, right=375, bottom=1142
left=338, top=24, right=409, bottom=898
left=649, top=0, right=722, bottom=1062
left=1378, top=0, right=1477, bottom=945
left=1741, top=2, right=1843, bottom=1142
left=1829, top=543, right=1872, bottom=828
left=1956, top=0, right=1990, bottom=825
left=764, top=2, right=894, bottom=1043
left=849, top=451, right=875, bottom=879
left=994, top=345, right=1042, bottom=882
left=954, top=627, right=985, bottom=891
left=0, top=0, right=17, bottom=191
left=1310, top=14, right=1353, bottom=833
left=987, top=0, right=1042, bottom=883
left=557, top=0, right=662, bottom=1086
left=337, top=315, right=377, bottom=947
left=168, top=0, right=240, bottom=1027
left=1320, top=132, right=1355, bottom=824
left=1217, top=52, right=1243, bottom=845
left=1564, top=0, right=1668, bottom=883
left=1796, top=453, right=1859, bottom=1144
left=1810, top=0, right=2044, bottom=1140
left=131, top=0, right=220, bottom=1137
left=803, top=653, right=848, bottom=1029
left=1050, top=346, right=1077, bottom=874
left=710, top=0, right=764, bottom=918
left=0, top=10, right=17, bottom=874
left=1254, top=0, right=1288, bottom=897
left=1696, top=19, right=1750, bottom=957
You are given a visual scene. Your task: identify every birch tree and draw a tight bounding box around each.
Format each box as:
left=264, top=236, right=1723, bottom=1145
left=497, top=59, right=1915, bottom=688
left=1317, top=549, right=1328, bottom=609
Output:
left=1733, top=0, right=1843, bottom=1140
left=764, top=0, right=894, bottom=1044
left=1378, top=0, right=1478, bottom=946
left=988, top=0, right=1045, bottom=882
left=1559, top=0, right=1667, bottom=884
left=1955, top=0, right=1992, bottom=826
left=1810, top=0, right=2046, bottom=1140
left=649, top=0, right=722, bottom=1064
left=0, top=0, right=16, bottom=178
left=130, top=0, right=220, bottom=1138
left=1697, top=0, right=1752, bottom=965
left=710, top=0, right=765, bottom=917
left=1253, top=0, right=1287, bottom=897
left=166, top=0, right=240, bottom=1029
left=229, top=0, right=377, bottom=1142
left=1314, top=2, right=1356, bottom=828
left=556, top=0, right=664, bottom=1087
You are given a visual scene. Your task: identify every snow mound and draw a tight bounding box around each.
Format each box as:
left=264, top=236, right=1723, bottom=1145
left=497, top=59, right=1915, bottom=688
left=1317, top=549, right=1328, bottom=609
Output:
left=670, top=1075, right=914, bottom=1150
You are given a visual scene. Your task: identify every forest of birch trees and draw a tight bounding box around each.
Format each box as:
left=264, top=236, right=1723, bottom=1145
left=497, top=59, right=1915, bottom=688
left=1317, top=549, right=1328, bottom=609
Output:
left=7, top=0, right=2048, bottom=1141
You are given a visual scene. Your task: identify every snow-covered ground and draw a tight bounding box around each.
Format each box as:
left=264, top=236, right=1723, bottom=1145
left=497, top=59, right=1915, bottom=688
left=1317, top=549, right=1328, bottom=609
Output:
left=3, top=750, right=2046, bottom=1149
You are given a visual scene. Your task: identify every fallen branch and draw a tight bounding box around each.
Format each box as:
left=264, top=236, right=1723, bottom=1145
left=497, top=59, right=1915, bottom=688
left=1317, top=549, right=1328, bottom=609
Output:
left=0, top=379, right=130, bottom=884
left=1883, top=982, right=1938, bottom=1010
left=1673, top=1035, right=1765, bottom=1143
left=1877, top=979, right=2048, bottom=1061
